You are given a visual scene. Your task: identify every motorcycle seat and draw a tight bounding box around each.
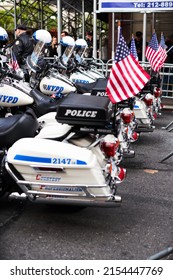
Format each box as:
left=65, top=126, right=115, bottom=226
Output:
left=75, top=78, right=108, bottom=96
left=0, top=109, right=39, bottom=148
left=75, top=81, right=97, bottom=93
left=30, top=89, right=61, bottom=117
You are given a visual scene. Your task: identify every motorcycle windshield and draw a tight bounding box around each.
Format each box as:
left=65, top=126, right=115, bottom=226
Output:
left=75, top=46, right=87, bottom=63
left=61, top=45, right=74, bottom=65
left=26, top=41, right=45, bottom=72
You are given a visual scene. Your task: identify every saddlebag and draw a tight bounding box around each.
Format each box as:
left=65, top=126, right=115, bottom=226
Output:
left=56, top=93, right=113, bottom=126
left=91, top=78, right=108, bottom=97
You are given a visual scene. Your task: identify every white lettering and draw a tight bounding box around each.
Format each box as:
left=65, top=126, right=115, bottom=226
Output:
left=64, top=109, right=97, bottom=118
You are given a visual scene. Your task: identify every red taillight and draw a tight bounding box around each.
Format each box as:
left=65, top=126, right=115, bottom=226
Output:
left=100, top=142, right=117, bottom=157
left=154, top=87, right=161, bottom=98
left=144, top=94, right=153, bottom=106
left=100, top=136, right=119, bottom=157
left=121, top=108, right=133, bottom=124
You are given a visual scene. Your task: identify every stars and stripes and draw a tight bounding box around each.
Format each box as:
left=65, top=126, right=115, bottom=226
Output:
left=8, top=49, right=20, bottom=71
left=129, top=35, right=138, bottom=60
left=145, top=32, right=167, bottom=72
left=106, top=31, right=150, bottom=104
left=159, top=32, right=167, bottom=63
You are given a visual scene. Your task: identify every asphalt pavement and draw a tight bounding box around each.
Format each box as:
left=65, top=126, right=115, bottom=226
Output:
left=0, top=109, right=173, bottom=260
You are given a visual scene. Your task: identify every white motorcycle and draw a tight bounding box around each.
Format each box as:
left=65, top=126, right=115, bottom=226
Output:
left=0, top=94, right=126, bottom=208
left=69, top=38, right=105, bottom=84
left=28, top=36, right=105, bottom=97
left=0, top=66, right=62, bottom=117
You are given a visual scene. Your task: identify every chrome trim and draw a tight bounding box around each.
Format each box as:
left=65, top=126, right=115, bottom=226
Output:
left=9, top=192, right=122, bottom=208
left=5, top=162, right=111, bottom=199
left=17, top=180, right=107, bottom=188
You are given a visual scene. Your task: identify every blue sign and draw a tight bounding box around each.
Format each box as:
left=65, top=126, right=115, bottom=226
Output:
left=98, top=0, right=173, bottom=12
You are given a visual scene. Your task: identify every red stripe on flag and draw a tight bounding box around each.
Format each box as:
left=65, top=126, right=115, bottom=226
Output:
left=106, top=54, right=150, bottom=104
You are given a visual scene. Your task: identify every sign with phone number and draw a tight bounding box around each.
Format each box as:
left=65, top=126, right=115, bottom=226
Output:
left=98, top=0, right=173, bottom=12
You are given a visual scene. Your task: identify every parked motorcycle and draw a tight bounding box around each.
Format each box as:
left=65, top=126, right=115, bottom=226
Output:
left=27, top=36, right=106, bottom=97
left=0, top=94, right=126, bottom=208
left=0, top=66, right=62, bottom=117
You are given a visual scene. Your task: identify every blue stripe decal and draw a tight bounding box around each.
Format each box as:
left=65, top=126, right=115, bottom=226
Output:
left=14, top=155, right=51, bottom=163
left=76, top=160, right=87, bottom=165
left=14, top=155, right=87, bottom=165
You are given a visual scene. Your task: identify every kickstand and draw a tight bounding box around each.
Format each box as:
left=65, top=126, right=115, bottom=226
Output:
left=160, top=151, right=173, bottom=163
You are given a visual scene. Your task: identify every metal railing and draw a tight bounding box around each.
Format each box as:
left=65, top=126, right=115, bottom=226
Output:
left=45, top=56, right=173, bottom=104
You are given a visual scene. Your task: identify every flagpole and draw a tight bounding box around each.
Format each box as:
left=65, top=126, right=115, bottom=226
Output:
left=112, top=13, right=115, bottom=60
left=117, top=21, right=121, bottom=43
left=142, top=12, right=147, bottom=62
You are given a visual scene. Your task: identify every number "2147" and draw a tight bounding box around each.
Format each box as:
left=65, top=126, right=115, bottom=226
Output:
left=52, top=158, right=72, bottom=164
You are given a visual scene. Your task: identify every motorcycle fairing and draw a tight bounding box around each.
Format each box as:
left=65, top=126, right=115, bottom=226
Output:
left=70, top=71, right=96, bottom=84
left=0, top=83, right=33, bottom=107
left=39, top=76, right=76, bottom=95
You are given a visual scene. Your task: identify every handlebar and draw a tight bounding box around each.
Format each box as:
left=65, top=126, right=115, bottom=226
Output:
left=0, top=67, right=23, bottom=81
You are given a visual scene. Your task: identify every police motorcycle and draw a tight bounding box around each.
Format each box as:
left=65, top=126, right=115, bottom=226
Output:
left=32, top=32, right=156, bottom=135
left=0, top=29, right=64, bottom=118
left=69, top=46, right=154, bottom=135
left=133, top=72, right=162, bottom=133
left=0, top=91, right=127, bottom=208
left=35, top=39, right=136, bottom=159
left=29, top=36, right=105, bottom=97
left=68, top=38, right=105, bottom=84
left=29, top=34, right=77, bottom=97
left=25, top=33, right=136, bottom=159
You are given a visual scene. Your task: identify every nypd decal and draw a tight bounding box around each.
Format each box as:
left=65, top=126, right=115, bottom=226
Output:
left=0, top=95, right=18, bottom=104
left=72, top=79, right=89, bottom=84
left=42, top=84, right=64, bottom=93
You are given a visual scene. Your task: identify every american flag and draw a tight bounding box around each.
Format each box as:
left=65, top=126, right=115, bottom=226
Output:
left=9, top=49, right=20, bottom=71
left=159, top=32, right=167, bottom=63
left=145, top=32, right=167, bottom=72
left=106, top=32, right=150, bottom=104
left=129, top=35, right=138, bottom=60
